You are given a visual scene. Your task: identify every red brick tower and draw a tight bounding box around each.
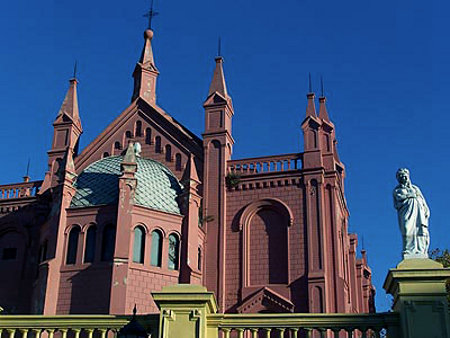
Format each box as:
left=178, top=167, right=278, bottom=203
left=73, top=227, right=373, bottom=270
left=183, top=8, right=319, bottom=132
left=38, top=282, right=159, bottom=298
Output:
left=202, top=56, right=235, bottom=311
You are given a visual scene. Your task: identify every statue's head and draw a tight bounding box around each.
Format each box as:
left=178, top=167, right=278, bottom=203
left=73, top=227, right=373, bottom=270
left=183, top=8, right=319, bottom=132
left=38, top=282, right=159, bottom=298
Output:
left=396, top=168, right=410, bottom=185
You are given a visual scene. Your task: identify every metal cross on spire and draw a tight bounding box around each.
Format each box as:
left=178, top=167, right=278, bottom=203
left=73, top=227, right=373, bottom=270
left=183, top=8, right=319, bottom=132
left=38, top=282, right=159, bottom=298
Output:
left=143, top=0, right=159, bottom=30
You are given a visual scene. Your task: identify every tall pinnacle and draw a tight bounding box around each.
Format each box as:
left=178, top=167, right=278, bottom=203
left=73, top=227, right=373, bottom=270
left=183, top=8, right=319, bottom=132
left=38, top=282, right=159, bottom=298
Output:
left=208, top=57, right=228, bottom=98
left=305, top=92, right=316, bottom=118
left=318, top=96, right=330, bottom=121
left=132, top=29, right=159, bottom=104
left=54, top=78, right=82, bottom=131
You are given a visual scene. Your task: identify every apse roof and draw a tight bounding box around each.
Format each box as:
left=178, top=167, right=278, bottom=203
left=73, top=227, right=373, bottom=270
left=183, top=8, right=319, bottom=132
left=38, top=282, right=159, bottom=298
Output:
left=70, top=156, right=183, bottom=214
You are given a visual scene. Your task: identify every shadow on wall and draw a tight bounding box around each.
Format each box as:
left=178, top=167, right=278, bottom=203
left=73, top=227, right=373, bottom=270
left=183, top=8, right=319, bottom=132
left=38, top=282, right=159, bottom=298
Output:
left=0, top=201, right=48, bottom=314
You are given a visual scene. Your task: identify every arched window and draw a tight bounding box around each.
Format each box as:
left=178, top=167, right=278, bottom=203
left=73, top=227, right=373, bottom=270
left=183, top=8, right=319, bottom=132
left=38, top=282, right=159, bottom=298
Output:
left=84, top=225, right=97, bottom=263
left=151, top=230, right=162, bottom=267
left=198, top=247, right=202, bottom=271
left=175, top=154, right=182, bottom=171
left=133, top=226, right=145, bottom=264
left=66, top=226, right=81, bottom=265
left=125, top=131, right=133, bottom=139
left=155, top=136, right=161, bottom=153
left=168, top=234, right=179, bottom=270
left=103, top=152, right=109, bottom=158
left=114, top=141, right=122, bottom=150
left=101, top=224, right=116, bottom=261
left=145, top=128, right=152, bottom=145
left=135, top=121, right=142, bottom=137
left=165, top=145, right=172, bottom=162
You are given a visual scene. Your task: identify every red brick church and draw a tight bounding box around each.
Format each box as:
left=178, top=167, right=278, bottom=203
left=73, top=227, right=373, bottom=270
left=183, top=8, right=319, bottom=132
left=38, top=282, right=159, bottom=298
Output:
left=0, top=25, right=375, bottom=315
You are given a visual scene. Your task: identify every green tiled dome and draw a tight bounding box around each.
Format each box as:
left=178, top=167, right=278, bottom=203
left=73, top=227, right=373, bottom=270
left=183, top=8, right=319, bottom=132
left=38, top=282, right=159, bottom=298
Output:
left=70, top=156, right=183, bottom=214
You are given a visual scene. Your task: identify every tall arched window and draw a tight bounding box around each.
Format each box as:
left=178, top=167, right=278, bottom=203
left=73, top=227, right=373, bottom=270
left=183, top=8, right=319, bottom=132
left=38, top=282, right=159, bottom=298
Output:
left=103, top=152, right=109, bottom=158
left=66, top=226, right=81, bottom=264
left=84, top=225, right=97, bottom=263
left=168, top=234, right=179, bottom=270
left=151, top=230, right=162, bottom=267
left=101, top=224, right=116, bottom=261
left=155, top=136, right=161, bottom=153
left=165, top=145, right=172, bottom=162
left=133, top=226, right=145, bottom=264
left=135, top=121, right=142, bottom=137
left=145, top=128, right=152, bottom=145
left=114, top=141, right=122, bottom=150
left=175, top=153, right=182, bottom=171
left=125, top=131, right=133, bottom=139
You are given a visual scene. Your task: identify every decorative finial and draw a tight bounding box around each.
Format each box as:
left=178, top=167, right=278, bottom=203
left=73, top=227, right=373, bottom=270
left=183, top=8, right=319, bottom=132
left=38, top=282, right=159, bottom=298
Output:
left=308, top=73, right=312, bottom=93
left=133, top=304, right=137, bottom=317
left=26, top=158, right=30, bottom=177
left=143, top=0, right=159, bottom=30
left=320, top=75, right=324, bottom=97
left=23, top=158, right=31, bottom=182
left=218, top=36, right=222, bottom=57
left=73, top=61, right=78, bottom=80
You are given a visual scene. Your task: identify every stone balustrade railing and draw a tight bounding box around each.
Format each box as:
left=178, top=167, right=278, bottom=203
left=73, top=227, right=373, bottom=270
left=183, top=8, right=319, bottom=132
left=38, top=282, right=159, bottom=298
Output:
left=1, top=259, right=449, bottom=338
left=227, top=153, right=302, bottom=176
left=207, top=312, right=400, bottom=337
left=0, top=181, right=42, bottom=200
left=0, top=314, right=159, bottom=338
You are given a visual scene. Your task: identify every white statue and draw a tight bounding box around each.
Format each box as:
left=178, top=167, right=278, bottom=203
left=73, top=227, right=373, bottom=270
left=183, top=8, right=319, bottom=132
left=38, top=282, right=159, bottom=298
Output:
left=393, top=168, right=430, bottom=259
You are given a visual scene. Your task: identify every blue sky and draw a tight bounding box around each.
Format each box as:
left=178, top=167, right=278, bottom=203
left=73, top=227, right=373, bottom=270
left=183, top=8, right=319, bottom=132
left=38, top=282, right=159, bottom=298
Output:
left=0, top=0, right=446, bottom=311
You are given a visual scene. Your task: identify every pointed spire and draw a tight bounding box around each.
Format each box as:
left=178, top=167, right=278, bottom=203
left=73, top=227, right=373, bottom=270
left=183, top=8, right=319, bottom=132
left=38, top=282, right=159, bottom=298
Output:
left=132, top=29, right=159, bottom=104
left=208, top=57, right=228, bottom=98
left=318, top=97, right=330, bottom=121
left=306, top=92, right=316, bottom=118
left=55, top=78, right=82, bottom=130
left=121, top=142, right=138, bottom=175
left=318, top=78, right=330, bottom=121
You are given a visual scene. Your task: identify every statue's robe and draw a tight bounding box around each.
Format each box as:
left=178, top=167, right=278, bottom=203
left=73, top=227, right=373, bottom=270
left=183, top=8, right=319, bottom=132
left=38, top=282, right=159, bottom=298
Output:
left=393, top=183, right=430, bottom=257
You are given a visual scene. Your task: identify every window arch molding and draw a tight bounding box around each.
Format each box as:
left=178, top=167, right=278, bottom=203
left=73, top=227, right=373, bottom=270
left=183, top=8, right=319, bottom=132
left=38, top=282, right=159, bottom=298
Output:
left=132, top=225, right=146, bottom=264
left=238, top=198, right=293, bottom=288
left=66, top=225, right=82, bottom=265
left=83, top=223, right=97, bottom=263
left=238, top=198, right=294, bottom=231
left=167, top=232, right=181, bottom=270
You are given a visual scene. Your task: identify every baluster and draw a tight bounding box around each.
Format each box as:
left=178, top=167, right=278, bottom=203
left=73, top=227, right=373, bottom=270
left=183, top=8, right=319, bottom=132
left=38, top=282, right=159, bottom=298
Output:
left=303, top=328, right=312, bottom=338
left=361, top=328, right=367, bottom=338
left=85, top=329, right=94, bottom=338
left=32, top=329, right=41, bottom=338
left=98, top=329, right=107, bottom=338
left=7, top=329, right=16, bottom=338
left=235, top=328, right=244, bottom=338
left=250, top=329, right=259, bottom=338
left=19, top=329, right=29, bottom=338
left=332, top=329, right=340, bottom=338
left=221, top=328, right=231, bottom=338
left=277, top=328, right=285, bottom=337
left=262, top=328, right=271, bottom=338
left=318, top=329, right=326, bottom=338
left=73, top=329, right=81, bottom=338
left=60, top=329, right=68, bottom=338
left=46, top=329, right=55, bottom=338
left=345, top=328, right=353, bottom=338
left=289, top=328, right=298, bottom=338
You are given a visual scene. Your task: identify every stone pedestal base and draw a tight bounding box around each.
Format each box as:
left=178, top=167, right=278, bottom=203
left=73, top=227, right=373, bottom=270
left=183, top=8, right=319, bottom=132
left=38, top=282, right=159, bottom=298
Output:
left=384, top=258, right=450, bottom=338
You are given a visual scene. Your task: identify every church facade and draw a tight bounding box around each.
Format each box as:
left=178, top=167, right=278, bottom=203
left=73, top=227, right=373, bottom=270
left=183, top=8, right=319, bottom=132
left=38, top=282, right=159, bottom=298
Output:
left=0, top=27, right=374, bottom=315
